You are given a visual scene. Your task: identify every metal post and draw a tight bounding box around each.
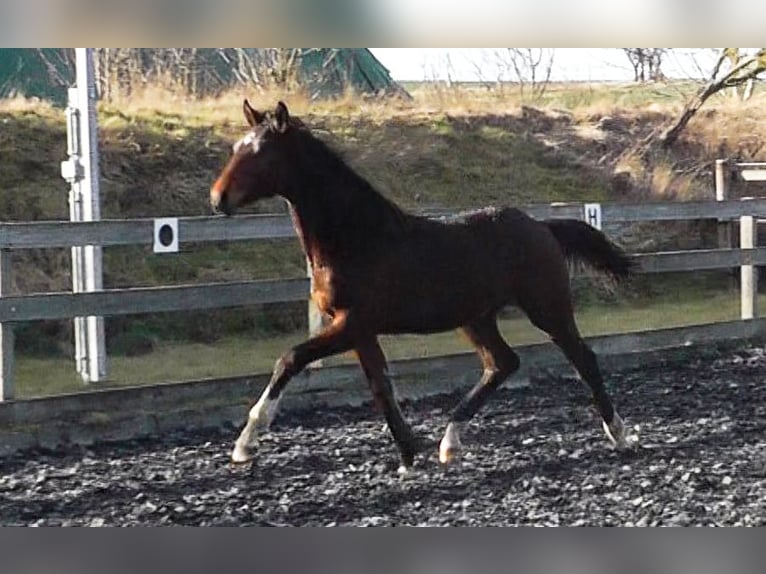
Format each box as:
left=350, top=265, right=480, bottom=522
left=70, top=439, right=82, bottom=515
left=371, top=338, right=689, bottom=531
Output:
left=0, top=249, right=14, bottom=401
left=76, top=48, right=107, bottom=382
left=64, top=86, right=88, bottom=377
left=740, top=215, right=758, bottom=320
left=61, top=49, right=108, bottom=383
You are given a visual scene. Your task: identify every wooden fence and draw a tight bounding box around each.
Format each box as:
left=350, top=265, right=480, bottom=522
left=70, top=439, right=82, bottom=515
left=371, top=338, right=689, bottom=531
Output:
left=1, top=195, right=766, bottom=402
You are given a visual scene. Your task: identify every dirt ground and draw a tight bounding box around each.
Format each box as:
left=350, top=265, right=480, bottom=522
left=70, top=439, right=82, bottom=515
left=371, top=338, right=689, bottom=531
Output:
left=2, top=345, right=766, bottom=526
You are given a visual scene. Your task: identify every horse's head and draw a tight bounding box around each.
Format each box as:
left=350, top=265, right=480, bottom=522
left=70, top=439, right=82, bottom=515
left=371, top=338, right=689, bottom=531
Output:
left=210, top=100, right=300, bottom=215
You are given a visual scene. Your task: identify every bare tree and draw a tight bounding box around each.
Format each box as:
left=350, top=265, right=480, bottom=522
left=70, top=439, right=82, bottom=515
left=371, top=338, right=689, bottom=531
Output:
left=260, top=49, right=302, bottom=89
left=660, top=48, right=766, bottom=148
left=492, top=48, right=555, bottom=100
left=92, top=49, right=144, bottom=99
left=88, top=49, right=305, bottom=100
left=725, top=48, right=757, bottom=101
left=216, top=48, right=268, bottom=89
left=85, top=48, right=368, bottom=101
left=622, top=48, right=667, bottom=82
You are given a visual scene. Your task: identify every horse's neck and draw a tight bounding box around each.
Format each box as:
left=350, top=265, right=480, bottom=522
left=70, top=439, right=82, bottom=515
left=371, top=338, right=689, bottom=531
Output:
left=285, top=192, right=343, bottom=267
left=284, top=177, right=405, bottom=267
left=286, top=202, right=317, bottom=263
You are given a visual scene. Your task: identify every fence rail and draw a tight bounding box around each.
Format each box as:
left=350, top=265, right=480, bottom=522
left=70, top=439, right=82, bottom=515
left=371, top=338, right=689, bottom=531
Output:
left=0, top=278, right=308, bottom=322
left=1, top=247, right=765, bottom=324
left=0, top=214, right=296, bottom=249
left=0, top=197, right=763, bottom=401
left=3, top=198, right=766, bottom=250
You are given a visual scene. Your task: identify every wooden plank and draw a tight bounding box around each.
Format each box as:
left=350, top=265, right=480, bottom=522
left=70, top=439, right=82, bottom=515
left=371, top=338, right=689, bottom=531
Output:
left=2, top=248, right=766, bottom=323
left=740, top=216, right=758, bottom=319
left=520, top=203, right=584, bottom=220
left=5, top=200, right=766, bottom=249
left=0, top=215, right=296, bottom=249
left=634, top=247, right=766, bottom=274
left=2, top=318, right=765, bottom=428
left=740, top=170, right=766, bottom=182
left=527, top=199, right=766, bottom=223
left=599, top=199, right=766, bottom=222
left=0, top=278, right=310, bottom=322
left=182, top=215, right=296, bottom=243
left=0, top=250, right=13, bottom=401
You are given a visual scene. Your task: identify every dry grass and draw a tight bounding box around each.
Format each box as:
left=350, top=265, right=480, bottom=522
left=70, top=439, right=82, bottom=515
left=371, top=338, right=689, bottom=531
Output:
left=99, top=81, right=678, bottom=127
left=646, top=160, right=695, bottom=200
left=0, top=95, right=57, bottom=114
left=684, top=93, right=766, bottom=160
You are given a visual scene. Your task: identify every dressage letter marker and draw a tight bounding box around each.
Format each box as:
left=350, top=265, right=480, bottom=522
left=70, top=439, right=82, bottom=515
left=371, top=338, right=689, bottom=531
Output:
left=583, top=203, right=602, bottom=230
left=153, top=218, right=179, bottom=253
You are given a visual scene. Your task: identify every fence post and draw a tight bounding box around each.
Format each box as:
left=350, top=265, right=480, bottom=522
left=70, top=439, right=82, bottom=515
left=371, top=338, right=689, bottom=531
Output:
left=0, top=249, right=14, bottom=401
left=307, top=259, right=324, bottom=338
left=715, top=159, right=732, bottom=250
left=75, top=48, right=107, bottom=383
left=306, top=259, right=325, bottom=368
left=740, top=214, right=758, bottom=320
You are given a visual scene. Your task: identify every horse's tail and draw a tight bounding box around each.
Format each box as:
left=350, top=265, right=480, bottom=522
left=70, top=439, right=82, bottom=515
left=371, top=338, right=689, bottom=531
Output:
left=546, top=219, right=634, bottom=281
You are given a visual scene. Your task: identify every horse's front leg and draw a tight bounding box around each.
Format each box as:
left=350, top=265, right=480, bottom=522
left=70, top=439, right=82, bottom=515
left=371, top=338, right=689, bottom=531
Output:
left=355, top=337, right=432, bottom=474
left=231, top=314, right=353, bottom=463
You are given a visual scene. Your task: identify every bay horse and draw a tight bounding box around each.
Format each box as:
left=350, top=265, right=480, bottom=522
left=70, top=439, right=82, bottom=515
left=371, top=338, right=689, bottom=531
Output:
left=211, top=100, right=634, bottom=473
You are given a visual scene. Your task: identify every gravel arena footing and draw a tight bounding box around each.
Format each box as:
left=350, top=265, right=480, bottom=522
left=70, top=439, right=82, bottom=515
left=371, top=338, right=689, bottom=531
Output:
left=3, top=345, right=766, bottom=526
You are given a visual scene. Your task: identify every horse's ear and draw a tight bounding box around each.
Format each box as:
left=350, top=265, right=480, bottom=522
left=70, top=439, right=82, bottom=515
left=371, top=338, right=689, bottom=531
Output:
left=243, top=99, right=264, bottom=127
left=274, top=101, right=289, bottom=133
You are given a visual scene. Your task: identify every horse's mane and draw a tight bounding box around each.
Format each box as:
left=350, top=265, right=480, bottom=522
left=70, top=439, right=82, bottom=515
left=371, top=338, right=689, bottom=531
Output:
left=288, top=126, right=410, bottom=254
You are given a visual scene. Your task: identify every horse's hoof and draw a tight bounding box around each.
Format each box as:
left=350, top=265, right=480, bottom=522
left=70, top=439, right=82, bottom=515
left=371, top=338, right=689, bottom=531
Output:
left=602, top=412, right=633, bottom=450
left=602, top=421, right=625, bottom=449
left=438, top=446, right=460, bottom=465
left=438, top=422, right=462, bottom=464
left=397, top=464, right=421, bottom=479
left=230, top=443, right=255, bottom=464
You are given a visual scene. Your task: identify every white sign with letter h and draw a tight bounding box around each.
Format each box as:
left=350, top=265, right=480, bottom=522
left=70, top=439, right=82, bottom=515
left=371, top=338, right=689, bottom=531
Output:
left=583, top=203, right=602, bottom=230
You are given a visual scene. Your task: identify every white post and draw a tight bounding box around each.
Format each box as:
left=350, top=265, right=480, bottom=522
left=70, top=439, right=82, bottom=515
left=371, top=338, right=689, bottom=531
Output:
left=740, top=215, right=758, bottom=320
left=715, top=159, right=731, bottom=249
left=306, top=258, right=325, bottom=369
left=307, top=258, right=324, bottom=338
left=64, top=86, right=88, bottom=378
left=0, top=249, right=14, bottom=401
left=74, top=48, right=107, bottom=382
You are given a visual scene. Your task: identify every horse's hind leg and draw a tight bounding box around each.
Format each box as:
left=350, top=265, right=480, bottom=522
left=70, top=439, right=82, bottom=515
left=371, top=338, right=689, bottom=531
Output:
left=521, top=296, right=628, bottom=449
left=555, top=321, right=627, bottom=447
left=231, top=314, right=354, bottom=463
left=355, top=337, right=429, bottom=473
left=439, top=316, right=520, bottom=464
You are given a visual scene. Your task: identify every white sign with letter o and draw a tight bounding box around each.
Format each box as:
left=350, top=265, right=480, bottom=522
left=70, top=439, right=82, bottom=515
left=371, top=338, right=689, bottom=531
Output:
left=153, top=218, right=179, bottom=253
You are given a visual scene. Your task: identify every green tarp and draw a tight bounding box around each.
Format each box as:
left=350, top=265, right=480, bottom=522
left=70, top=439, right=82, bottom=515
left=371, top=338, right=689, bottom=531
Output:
left=0, top=48, right=407, bottom=105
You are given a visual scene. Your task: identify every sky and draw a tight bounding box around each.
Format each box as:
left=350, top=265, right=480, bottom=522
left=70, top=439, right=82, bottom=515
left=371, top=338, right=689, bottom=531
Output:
left=370, top=48, right=720, bottom=83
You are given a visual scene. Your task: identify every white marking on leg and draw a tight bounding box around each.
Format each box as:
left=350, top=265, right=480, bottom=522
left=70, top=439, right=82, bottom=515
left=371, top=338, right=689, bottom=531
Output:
left=249, top=392, right=281, bottom=429
left=602, top=410, right=628, bottom=449
left=397, top=464, right=417, bottom=479
left=439, top=422, right=463, bottom=464
left=230, top=389, right=282, bottom=463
